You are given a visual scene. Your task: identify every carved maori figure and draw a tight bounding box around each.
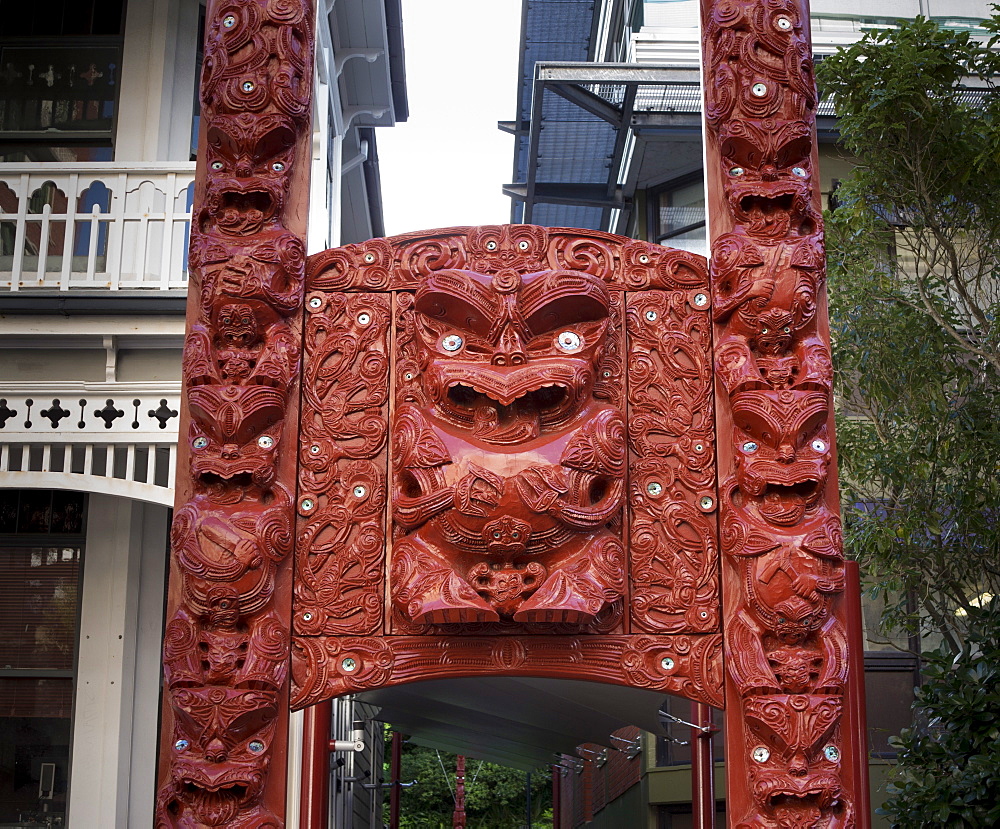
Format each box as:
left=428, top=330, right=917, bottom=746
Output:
left=701, top=0, right=860, bottom=825
left=390, top=267, right=627, bottom=627
left=158, top=0, right=312, bottom=824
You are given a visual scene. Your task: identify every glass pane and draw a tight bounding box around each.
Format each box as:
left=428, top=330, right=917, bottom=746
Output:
left=0, top=491, right=85, bottom=535
left=656, top=179, right=707, bottom=256
left=0, top=677, right=72, bottom=824
left=658, top=179, right=705, bottom=236
left=0, top=546, right=81, bottom=670
left=659, top=227, right=707, bottom=259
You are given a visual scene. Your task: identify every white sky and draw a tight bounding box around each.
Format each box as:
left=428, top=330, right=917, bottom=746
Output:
left=377, top=0, right=523, bottom=236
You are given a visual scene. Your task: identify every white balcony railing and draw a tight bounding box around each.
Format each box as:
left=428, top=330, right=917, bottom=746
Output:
left=0, top=162, right=196, bottom=291
left=0, top=383, right=181, bottom=505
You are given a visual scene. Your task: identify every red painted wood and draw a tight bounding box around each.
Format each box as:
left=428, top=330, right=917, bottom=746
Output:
left=691, top=702, right=716, bottom=829
left=453, top=755, right=466, bottom=829
left=845, top=561, right=873, bottom=823
left=156, top=0, right=313, bottom=825
left=551, top=765, right=561, bottom=829
left=701, top=0, right=865, bottom=825
left=290, top=226, right=725, bottom=707
left=300, top=701, right=332, bottom=829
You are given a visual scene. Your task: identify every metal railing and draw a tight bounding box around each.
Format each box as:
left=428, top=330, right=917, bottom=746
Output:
left=0, top=162, right=196, bottom=291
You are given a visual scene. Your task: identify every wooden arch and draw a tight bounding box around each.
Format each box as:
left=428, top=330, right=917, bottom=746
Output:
left=156, top=0, right=868, bottom=827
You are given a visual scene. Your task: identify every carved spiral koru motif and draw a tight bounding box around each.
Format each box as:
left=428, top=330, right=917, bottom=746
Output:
left=294, top=292, right=390, bottom=635
left=701, top=0, right=856, bottom=825
left=625, top=290, right=719, bottom=632
left=159, top=0, right=313, bottom=824
left=305, top=224, right=711, bottom=292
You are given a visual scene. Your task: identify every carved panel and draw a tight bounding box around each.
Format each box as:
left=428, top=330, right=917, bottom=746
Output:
left=701, top=0, right=861, bottom=826
left=294, top=292, right=390, bottom=635
left=625, top=290, right=717, bottom=633
left=292, top=225, right=724, bottom=712
left=389, top=275, right=628, bottom=634
left=158, top=0, right=313, bottom=825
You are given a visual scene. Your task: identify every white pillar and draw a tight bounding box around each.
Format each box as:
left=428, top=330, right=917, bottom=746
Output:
left=117, top=0, right=200, bottom=161
left=67, top=495, right=169, bottom=828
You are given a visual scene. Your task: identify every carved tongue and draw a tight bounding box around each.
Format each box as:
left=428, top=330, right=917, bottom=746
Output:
left=188, top=784, right=243, bottom=826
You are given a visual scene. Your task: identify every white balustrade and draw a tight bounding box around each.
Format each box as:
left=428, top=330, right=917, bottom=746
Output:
left=0, top=383, right=181, bottom=504
left=0, top=163, right=196, bottom=291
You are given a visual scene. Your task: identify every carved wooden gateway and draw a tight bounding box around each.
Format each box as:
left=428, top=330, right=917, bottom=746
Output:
left=157, top=0, right=867, bottom=826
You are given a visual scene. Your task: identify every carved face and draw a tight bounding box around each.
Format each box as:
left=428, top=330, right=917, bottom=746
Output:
left=767, top=644, right=823, bottom=693
left=413, top=268, right=611, bottom=438
left=720, top=120, right=815, bottom=238
left=169, top=687, right=277, bottom=826
left=217, top=303, right=260, bottom=348
left=732, top=389, right=830, bottom=523
left=204, top=113, right=296, bottom=235
left=744, top=693, right=843, bottom=811
left=188, top=385, right=284, bottom=488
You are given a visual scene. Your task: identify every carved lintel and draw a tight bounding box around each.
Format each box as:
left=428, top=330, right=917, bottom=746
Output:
left=290, top=633, right=724, bottom=710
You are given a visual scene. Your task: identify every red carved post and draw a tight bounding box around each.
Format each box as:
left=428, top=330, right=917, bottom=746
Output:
left=701, top=0, right=866, bottom=825
left=156, top=0, right=313, bottom=825
left=453, top=755, right=466, bottom=829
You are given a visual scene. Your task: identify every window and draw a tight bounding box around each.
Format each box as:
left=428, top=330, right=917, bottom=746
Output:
left=0, top=0, right=126, bottom=162
left=0, top=489, right=85, bottom=826
left=648, top=173, right=707, bottom=257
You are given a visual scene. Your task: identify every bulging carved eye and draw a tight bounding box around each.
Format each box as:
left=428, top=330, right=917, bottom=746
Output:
left=556, top=331, right=582, bottom=351
left=193, top=437, right=208, bottom=449
left=210, top=161, right=224, bottom=170
left=441, top=334, right=464, bottom=352
left=811, top=439, right=827, bottom=452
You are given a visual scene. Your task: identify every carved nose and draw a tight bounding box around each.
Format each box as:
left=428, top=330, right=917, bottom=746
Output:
left=235, top=164, right=252, bottom=177
left=776, top=443, right=796, bottom=464
left=491, top=328, right=526, bottom=366
left=762, top=165, right=778, bottom=181
left=221, top=444, right=240, bottom=459
left=789, top=752, right=808, bottom=777
left=204, top=738, right=227, bottom=763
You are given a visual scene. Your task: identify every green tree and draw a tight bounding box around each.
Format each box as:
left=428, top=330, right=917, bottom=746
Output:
left=816, top=15, right=1000, bottom=826
left=880, top=600, right=1000, bottom=827
left=817, top=16, right=1000, bottom=653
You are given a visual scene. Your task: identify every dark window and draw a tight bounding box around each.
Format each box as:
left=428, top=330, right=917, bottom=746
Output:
left=0, top=1, right=126, bottom=160
left=0, top=489, right=86, bottom=826
left=0, top=0, right=125, bottom=37
left=654, top=697, right=725, bottom=767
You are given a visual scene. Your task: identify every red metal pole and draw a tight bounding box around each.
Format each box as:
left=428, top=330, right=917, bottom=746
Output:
left=389, top=730, right=403, bottom=829
left=300, top=700, right=332, bottom=829
left=845, top=561, right=872, bottom=826
left=690, top=702, right=715, bottom=829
